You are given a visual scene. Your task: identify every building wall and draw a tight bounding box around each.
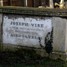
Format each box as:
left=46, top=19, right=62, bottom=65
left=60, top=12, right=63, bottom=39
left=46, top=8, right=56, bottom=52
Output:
left=2, top=0, right=50, bottom=7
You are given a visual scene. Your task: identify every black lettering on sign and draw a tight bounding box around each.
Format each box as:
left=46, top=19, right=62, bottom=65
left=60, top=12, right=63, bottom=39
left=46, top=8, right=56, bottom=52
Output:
left=10, top=34, right=39, bottom=39
left=31, top=24, right=44, bottom=28
left=11, top=22, right=29, bottom=26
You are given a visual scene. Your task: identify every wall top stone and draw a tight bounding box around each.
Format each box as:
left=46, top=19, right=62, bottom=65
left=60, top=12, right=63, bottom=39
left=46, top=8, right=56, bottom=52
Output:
left=0, top=6, right=66, bottom=17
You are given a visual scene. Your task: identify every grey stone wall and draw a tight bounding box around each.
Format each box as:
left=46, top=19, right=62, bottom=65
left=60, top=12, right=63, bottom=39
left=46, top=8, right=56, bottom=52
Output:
left=0, top=14, right=67, bottom=60
left=52, top=17, right=66, bottom=52
left=1, top=15, right=67, bottom=52
left=0, top=14, right=2, bottom=42
left=0, top=14, right=3, bottom=50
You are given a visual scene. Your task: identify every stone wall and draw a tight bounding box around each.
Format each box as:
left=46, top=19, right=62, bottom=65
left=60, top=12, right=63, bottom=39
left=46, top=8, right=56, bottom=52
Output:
left=0, top=13, right=67, bottom=60
left=52, top=17, right=66, bottom=52
left=0, top=14, right=2, bottom=50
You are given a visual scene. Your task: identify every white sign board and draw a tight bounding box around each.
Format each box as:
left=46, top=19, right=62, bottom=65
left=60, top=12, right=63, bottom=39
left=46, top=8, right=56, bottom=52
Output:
left=3, top=15, right=52, bottom=48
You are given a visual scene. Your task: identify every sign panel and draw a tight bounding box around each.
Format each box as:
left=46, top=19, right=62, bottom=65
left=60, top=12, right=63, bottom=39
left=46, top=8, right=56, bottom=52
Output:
left=3, top=15, right=52, bottom=48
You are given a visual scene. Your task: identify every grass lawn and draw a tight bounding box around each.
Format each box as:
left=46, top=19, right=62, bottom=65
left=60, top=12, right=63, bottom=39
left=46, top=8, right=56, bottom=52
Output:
left=0, top=49, right=67, bottom=67
left=0, top=58, right=67, bottom=67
